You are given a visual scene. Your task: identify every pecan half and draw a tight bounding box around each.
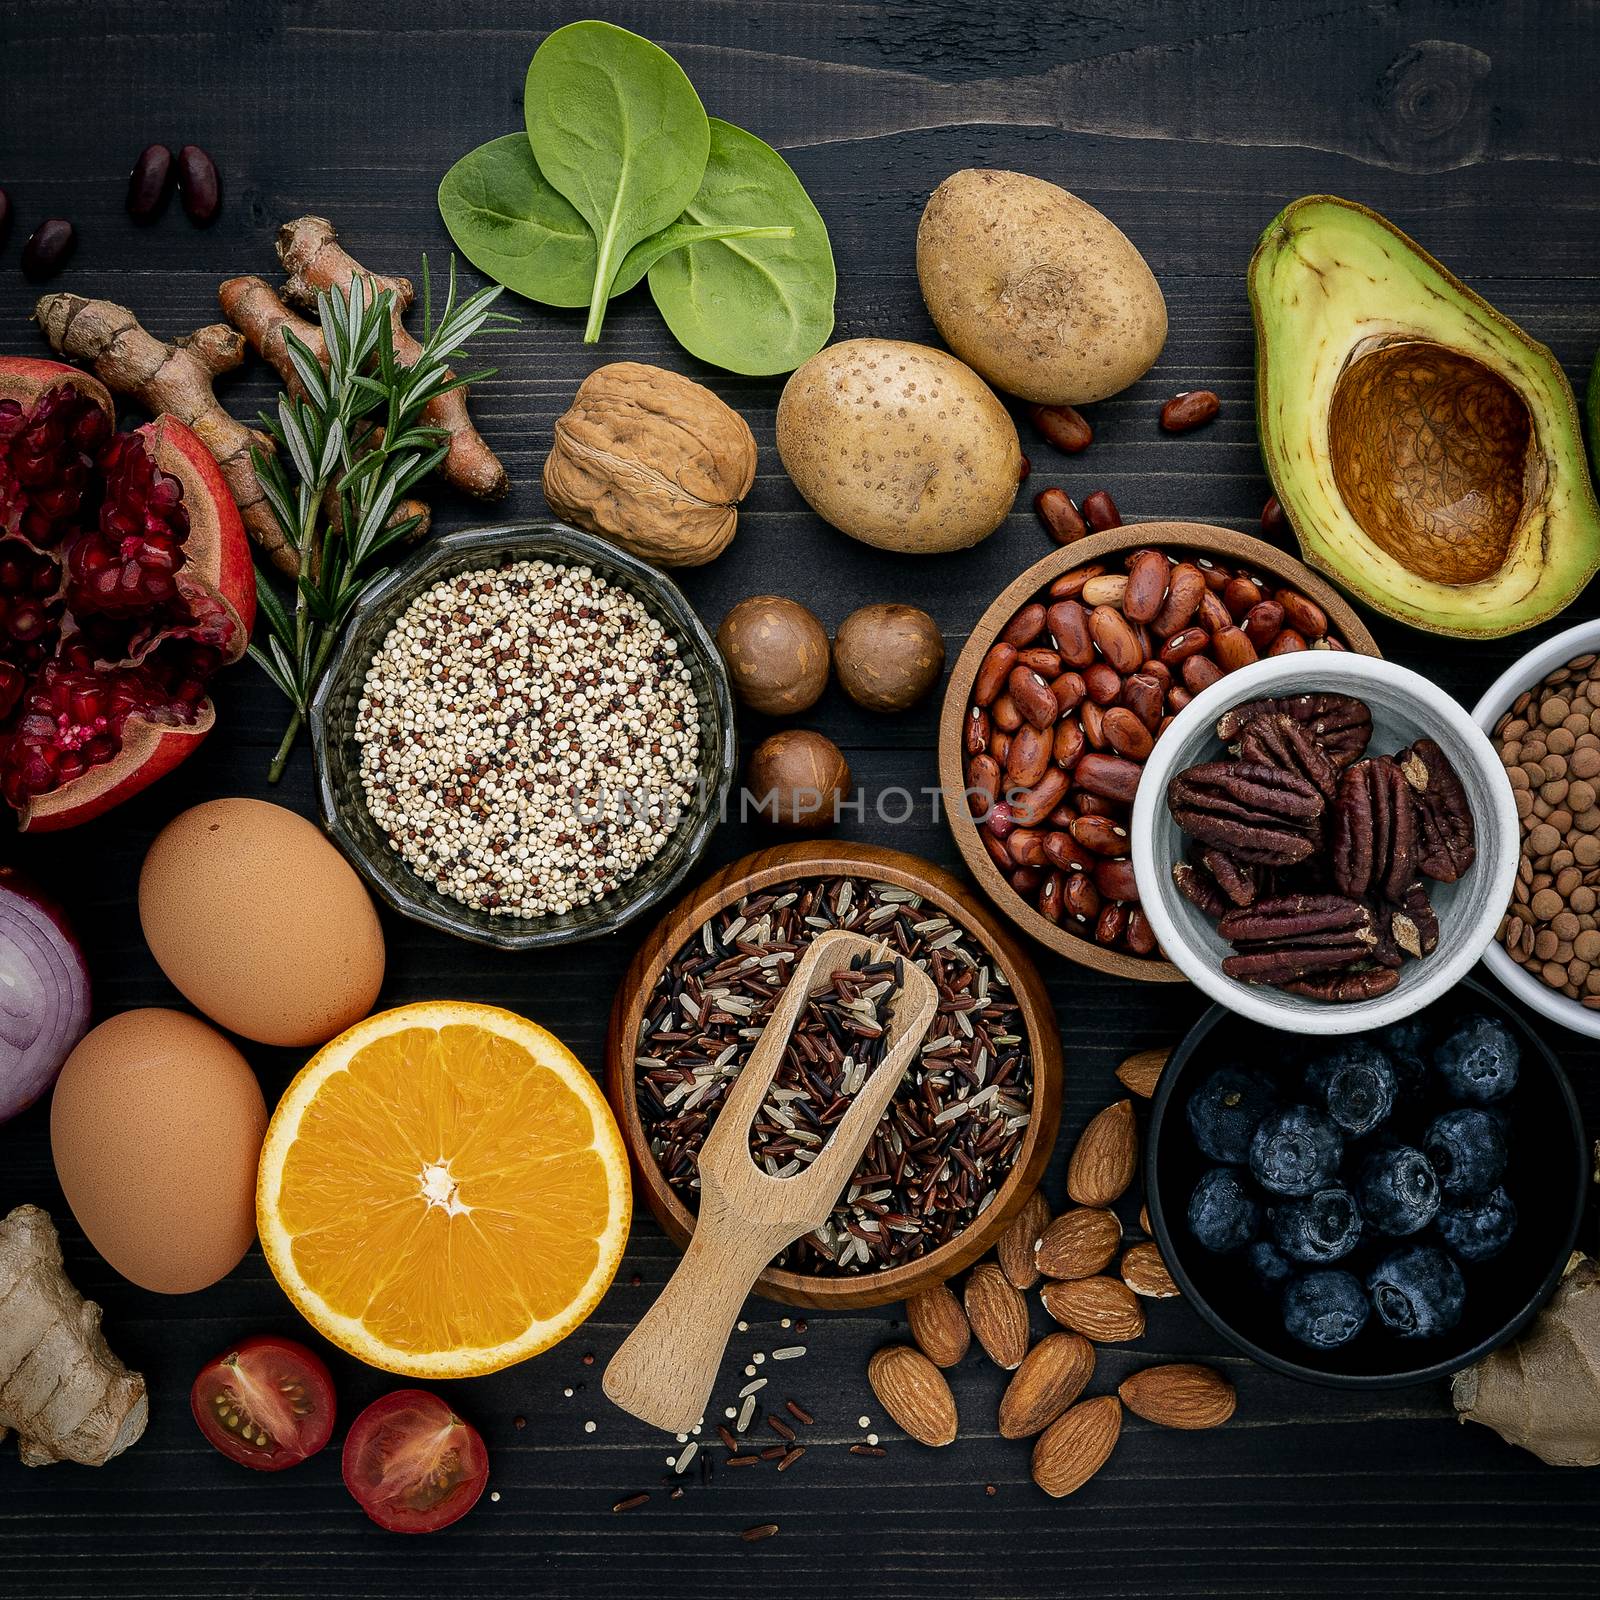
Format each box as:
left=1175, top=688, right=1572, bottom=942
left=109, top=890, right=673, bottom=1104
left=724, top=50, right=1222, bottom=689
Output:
left=1330, top=756, right=1417, bottom=904
left=1167, top=761, right=1323, bottom=866
left=1216, top=894, right=1376, bottom=984
left=1398, top=737, right=1476, bottom=883
left=1172, top=857, right=1228, bottom=918
left=1215, top=692, right=1372, bottom=768
left=1200, top=847, right=1257, bottom=907
left=1386, top=880, right=1439, bottom=961
left=1236, top=712, right=1339, bottom=801
left=1280, top=966, right=1400, bottom=1002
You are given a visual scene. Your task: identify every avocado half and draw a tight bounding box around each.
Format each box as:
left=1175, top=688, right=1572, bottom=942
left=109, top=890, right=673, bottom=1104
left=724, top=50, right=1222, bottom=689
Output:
left=1250, top=196, right=1600, bottom=638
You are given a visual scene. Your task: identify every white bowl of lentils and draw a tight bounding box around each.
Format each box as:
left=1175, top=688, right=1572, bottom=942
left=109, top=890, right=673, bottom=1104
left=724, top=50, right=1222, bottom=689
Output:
left=310, top=524, right=736, bottom=950
left=1475, top=617, right=1600, bottom=1037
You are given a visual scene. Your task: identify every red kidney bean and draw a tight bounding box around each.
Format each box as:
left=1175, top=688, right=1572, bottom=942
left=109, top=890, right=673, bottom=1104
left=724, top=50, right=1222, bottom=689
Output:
left=1048, top=564, right=1105, bottom=600
left=1159, top=390, right=1220, bottom=432
left=1071, top=815, right=1129, bottom=857
left=1223, top=576, right=1263, bottom=620
left=1197, top=588, right=1233, bottom=635
left=1030, top=403, right=1093, bottom=453
left=1011, top=768, right=1069, bottom=827
left=1034, top=487, right=1088, bottom=544
left=1018, top=454, right=1032, bottom=483
left=21, top=219, right=75, bottom=282
left=992, top=693, right=1023, bottom=733
left=1005, top=723, right=1051, bottom=788
left=991, top=730, right=1011, bottom=765
left=1197, top=560, right=1230, bottom=592
left=1082, top=490, right=1121, bottom=530
left=1009, top=827, right=1047, bottom=869
left=1083, top=663, right=1122, bottom=705
left=1277, top=588, right=1328, bottom=638
left=1049, top=671, right=1086, bottom=715
left=1074, top=791, right=1119, bottom=818
left=1052, top=716, right=1085, bottom=769
left=1065, top=874, right=1102, bottom=923
left=973, top=641, right=1017, bottom=705
left=1102, top=705, right=1154, bottom=761
left=1158, top=626, right=1211, bottom=666
left=1014, top=645, right=1060, bottom=675
left=177, top=144, right=221, bottom=223
left=1002, top=603, right=1047, bottom=647
left=1045, top=831, right=1096, bottom=874
left=1168, top=685, right=1192, bottom=713
left=1046, top=600, right=1094, bottom=667
left=1045, top=801, right=1076, bottom=829
left=1148, top=563, right=1205, bottom=637
left=0, top=189, right=11, bottom=253
left=1242, top=599, right=1284, bottom=650
left=1213, top=626, right=1258, bottom=674
left=1094, top=858, right=1139, bottom=900
left=1038, top=872, right=1064, bottom=924
left=968, top=754, right=1001, bottom=814
left=1139, top=659, right=1172, bottom=692
left=1075, top=752, right=1141, bottom=804
left=1267, top=628, right=1308, bottom=655
left=1095, top=903, right=1128, bottom=945
left=1125, top=907, right=1157, bottom=955
left=983, top=830, right=1012, bottom=871
left=1008, top=665, right=1058, bottom=730
left=965, top=705, right=991, bottom=757
left=1089, top=606, right=1142, bottom=674
left=1011, top=866, right=1043, bottom=894
left=1261, top=494, right=1286, bottom=535
left=126, top=144, right=174, bottom=220
left=1121, top=672, right=1164, bottom=733
left=1079, top=700, right=1106, bottom=749
left=985, top=803, right=1018, bottom=841
left=1182, top=653, right=1223, bottom=694
left=1122, top=550, right=1169, bottom=623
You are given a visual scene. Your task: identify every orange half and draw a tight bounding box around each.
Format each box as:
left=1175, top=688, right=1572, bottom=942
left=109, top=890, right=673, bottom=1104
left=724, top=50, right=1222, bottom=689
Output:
left=257, top=1002, right=630, bottom=1378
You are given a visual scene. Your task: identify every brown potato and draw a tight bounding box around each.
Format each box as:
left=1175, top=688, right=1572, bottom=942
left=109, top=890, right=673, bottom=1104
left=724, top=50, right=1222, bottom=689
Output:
left=833, top=603, right=945, bottom=712
left=747, top=730, right=850, bottom=830
left=776, top=339, right=1021, bottom=553
left=717, top=595, right=830, bottom=715
left=916, top=169, right=1166, bottom=406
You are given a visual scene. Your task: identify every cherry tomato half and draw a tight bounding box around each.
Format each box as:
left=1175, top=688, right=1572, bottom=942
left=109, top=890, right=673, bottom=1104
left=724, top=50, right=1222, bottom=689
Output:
left=191, top=1335, right=337, bottom=1471
left=341, top=1389, right=489, bottom=1534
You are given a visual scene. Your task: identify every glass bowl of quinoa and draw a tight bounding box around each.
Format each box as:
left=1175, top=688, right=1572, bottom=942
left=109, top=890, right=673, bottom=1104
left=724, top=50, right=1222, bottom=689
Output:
left=310, top=522, right=735, bottom=950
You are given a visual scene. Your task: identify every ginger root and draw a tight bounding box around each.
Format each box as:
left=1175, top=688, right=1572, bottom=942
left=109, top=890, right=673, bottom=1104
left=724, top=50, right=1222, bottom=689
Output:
left=0, top=1205, right=147, bottom=1467
left=275, top=216, right=508, bottom=501
left=1453, top=1253, right=1600, bottom=1466
left=33, top=292, right=294, bottom=574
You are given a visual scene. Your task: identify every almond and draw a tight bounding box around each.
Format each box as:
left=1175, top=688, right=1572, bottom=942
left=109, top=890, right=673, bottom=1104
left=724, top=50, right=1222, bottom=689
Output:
left=905, top=1283, right=970, bottom=1368
left=1034, top=1207, right=1121, bottom=1280
left=1139, top=1202, right=1151, bottom=1235
left=867, top=1345, right=958, bottom=1446
left=964, top=1262, right=1030, bottom=1370
left=1066, top=1099, right=1138, bottom=1207
left=1121, top=1241, right=1180, bottom=1299
left=1118, top=1363, right=1236, bottom=1429
left=1114, top=1046, right=1170, bottom=1099
left=996, top=1188, right=1052, bottom=1291
left=998, top=1331, right=1094, bottom=1439
left=1031, top=1395, right=1122, bottom=1497
left=1040, top=1276, right=1146, bottom=1342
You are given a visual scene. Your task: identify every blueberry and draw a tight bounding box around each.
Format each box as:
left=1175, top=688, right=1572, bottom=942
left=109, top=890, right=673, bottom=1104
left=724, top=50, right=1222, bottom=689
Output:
left=1271, top=1186, right=1363, bottom=1263
left=1185, top=1065, right=1278, bottom=1163
left=1436, top=1185, right=1517, bottom=1262
left=1423, top=1108, right=1507, bottom=1198
left=1367, top=1245, right=1465, bottom=1338
left=1355, top=1144, right=1440, bottom=1235
left=1282, top=1270, right=1369, bottom=1350
left=1187, top=1167, right=1261, bottom=1253
left=1433, top=1014, right=1520, bottom=1104
left=1250, top=1240, right=1295, bottom=1287
left=1249, top=1105, right=1344, bottom=1197
left=1305, top=1042, right=1398, bottom=1136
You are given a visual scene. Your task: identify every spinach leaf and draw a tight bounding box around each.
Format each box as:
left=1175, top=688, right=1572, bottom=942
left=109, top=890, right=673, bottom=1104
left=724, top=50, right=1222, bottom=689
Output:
left=439, top=134, right=793, bottom=310
left=646, top=118, right=835, bottom=376
left=523, top=20, right=708, bottom=342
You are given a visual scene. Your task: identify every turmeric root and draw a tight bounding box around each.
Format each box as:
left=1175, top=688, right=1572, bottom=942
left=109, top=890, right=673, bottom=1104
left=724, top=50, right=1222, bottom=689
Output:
left=0, top=1205, right=147, bottom=1467
left=218, top=275, right=430, bottom=545
left=276, top=216, right=508, bottom=501
left=32, top=292, right=295, bottom=575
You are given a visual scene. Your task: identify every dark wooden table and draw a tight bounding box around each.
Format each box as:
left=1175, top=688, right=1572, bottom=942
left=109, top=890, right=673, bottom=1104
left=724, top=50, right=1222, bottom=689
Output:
left=5, top=2, right=1600, bottom=1594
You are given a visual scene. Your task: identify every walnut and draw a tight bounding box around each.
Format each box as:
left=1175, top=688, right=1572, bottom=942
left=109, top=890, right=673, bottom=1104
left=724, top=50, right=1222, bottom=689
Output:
left=542, top=362, right=756, bottom=567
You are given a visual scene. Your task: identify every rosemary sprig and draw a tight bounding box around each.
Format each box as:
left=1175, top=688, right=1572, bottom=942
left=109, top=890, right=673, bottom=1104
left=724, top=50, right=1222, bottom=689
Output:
left=247, top=258, right=509, bottom=782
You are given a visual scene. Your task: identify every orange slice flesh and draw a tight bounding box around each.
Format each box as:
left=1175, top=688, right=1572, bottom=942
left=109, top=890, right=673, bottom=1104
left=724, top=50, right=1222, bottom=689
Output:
left=258, top=1002, right=630, bottom=1378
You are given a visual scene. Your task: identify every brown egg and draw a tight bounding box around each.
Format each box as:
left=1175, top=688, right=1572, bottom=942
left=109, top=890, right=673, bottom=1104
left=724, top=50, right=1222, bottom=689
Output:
left=139, top=798, right=384, bottom=1047
left=747, top=730, right=851, bottom=829
left=51, top=1009, right=267, bottom=1294
left=716, top=595, right=831, bottom=715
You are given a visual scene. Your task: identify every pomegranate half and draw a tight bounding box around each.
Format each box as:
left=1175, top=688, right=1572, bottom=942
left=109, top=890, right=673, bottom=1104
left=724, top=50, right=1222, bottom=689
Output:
left=0, top=357, right=253, bottom=831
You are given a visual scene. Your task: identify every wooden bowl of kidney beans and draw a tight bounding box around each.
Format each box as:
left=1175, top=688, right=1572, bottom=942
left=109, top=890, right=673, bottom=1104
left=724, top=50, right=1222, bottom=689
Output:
left=938, top=523, right=1380, bottom=978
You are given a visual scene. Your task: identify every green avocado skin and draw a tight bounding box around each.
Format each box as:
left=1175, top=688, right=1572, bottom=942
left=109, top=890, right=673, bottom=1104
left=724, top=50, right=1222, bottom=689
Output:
left=1589, top=348, right=1600, bottom=480
left=1249, top=195, right=1600, bottom=639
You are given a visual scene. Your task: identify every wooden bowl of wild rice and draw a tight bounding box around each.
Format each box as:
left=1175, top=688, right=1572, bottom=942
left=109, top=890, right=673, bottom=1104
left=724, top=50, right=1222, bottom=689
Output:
left=604, top=840, right=1062, bottom=1308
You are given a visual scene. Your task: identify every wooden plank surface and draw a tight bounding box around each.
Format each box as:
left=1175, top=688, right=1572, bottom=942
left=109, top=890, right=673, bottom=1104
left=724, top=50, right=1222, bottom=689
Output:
left=2, top=1, right=1598, bottom=1594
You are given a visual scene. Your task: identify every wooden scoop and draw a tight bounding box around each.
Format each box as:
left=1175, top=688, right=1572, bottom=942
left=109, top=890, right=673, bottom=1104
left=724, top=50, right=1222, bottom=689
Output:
left=603, top=928, right=938, bottom=1434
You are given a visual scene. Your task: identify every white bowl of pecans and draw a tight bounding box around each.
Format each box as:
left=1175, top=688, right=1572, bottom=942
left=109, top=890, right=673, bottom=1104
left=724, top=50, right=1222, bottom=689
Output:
left=1132, top=652, right=1519, bottom=1035
left=1473, top=617, right=1600, bottom=1038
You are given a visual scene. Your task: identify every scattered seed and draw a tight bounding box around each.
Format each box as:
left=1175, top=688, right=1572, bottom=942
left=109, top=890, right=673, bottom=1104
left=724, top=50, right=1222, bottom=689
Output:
left=738, top=1378, right=767, bottom=1398
left=727, top=1454, right=760, bottom=1467
left=673, top=1442, right=698, bottom=1474
left=584, top=1421, right=596, bottom=1434
left=718, top=1425, right=739, bottom=1452
left=737, top=1394, right=758, bottom=1431
left=742, top=1523, right=779, bottom=1542
left=785, top=1400, right=814, bottom=1426
left=613, top=1493, right=649, bottom=1512
left=767, top=1415, right=797, bottom=1442
left=850, top=1444, right=886, bottom=1457
left=759, top=1444, right=787, bottom=1460
left=858, top=1415, right=871, bottom=1428
left=777, top=1447, right=805, bottom=1472
left=770, top=1345, right=807, bottom=1361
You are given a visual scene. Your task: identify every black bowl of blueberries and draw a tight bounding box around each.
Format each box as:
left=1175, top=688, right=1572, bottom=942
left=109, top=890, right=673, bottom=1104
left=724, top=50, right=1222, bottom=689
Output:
left=1146, top=978, right=1585, bottom=1386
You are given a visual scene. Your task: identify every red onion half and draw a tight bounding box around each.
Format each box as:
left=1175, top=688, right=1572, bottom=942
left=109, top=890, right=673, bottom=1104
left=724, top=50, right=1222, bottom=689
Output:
left=0, top=867, right=91, bottom=1124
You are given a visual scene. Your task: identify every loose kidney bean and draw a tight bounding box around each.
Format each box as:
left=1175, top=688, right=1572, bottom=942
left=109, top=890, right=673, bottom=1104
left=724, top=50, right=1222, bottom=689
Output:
left=992, top=693, right=1023, bottom=733
left=1053, top=716, right=1085, bottom=768
left=1018, top=455, right=1031, bottom=483
left=1046, top=600, right=1094, bottom=667
left=1197, top=560, right=1230, bottom=592
left=965, top=705, right=991, bottom=756
left=1182, top=654, right=1223, bottom=694
left=1268, top=628, right=1308, bottom=655
left=1074, top=791, right=1119, bottom=818
left=1197, top=588, right=1233, bottom=635
left=990, top=729, right=1012, bottom=764
left=1049, top=564, right=1105, bottom=600
left=1095, top=858, right=1139, bottom=900
left=21, top=219, right=75, bottom=282
left=1083, top=661, right=1123, bottom=705
left=1102, top=705, right=1154, bottom=760
left=1008, top=665, right=1058, bottom=729
left=1149, top=563, right=1205, bottom=637
left=1002, top=603, right=1046, bottom=647
left=1065, top=875, right=1102, bottom=923
left=1159, top=389, right=1220, bottom=432
left=1011, top=768, right=1068, bottom=827
left=177, top=144, right=221, bottom=223
left=1079, top=700, right=1107, bottom=748
left=1071, top=815, right=1129, bottom=856
left=1168, top=685, right=1192, bottom=712
left=1005, top=723, right=1051, bottom=787
left=968, top=754, right=1001, bottom=813
left=1083, top=490, right=1122, bottom=531
left=1050, top=671, right=1086, bottom=714
left=1158, top=626, right=1211, bottom=666
left=1045, top=830, right=1095, bottom=873
left=1089, top=606, right=1142, bottom=674
left=1261, top=495, right=1287, bottom=535
left=1125, top=907, right=1157, bottom=955
left=974, top=642, right=1017, bottom=705
left=1213, top=625, right=1258, bottom=673
left=1034, top=487, right=1088, bottom=544
left=1011, top=867, right=1043, bottom=894
left=1096, top=903, right=1128, bottom=945
left=126, top=143, right=174, bottom=221
left=983, top=830, right=1012, bottom=870
left=1121, top=672, right=1164, bottom=732
left=1038, top=872, right=1064, bottom=924
left=1123, top=549, right=1169, bottom=623
left=1242, top=599, right=1284, bottom=649
left=1223, top=576, right=1263, bottom=619
left=1076, top=752, right=1142, bottom=804
left=1030, top=403, right=1093, bottom=453
left=1139, top=659, right=1173, bottom=692
left=1009, top=827, right=1047, bottom=868
left=1277, top=588, right=1328, bottom=638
